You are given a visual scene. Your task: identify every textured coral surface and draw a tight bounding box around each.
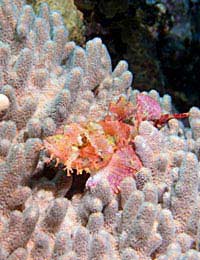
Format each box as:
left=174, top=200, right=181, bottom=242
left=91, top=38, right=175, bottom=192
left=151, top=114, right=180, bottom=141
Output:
left=32, top=0, right=85, bottom=45
left=0, top=1, right=200, bottom=260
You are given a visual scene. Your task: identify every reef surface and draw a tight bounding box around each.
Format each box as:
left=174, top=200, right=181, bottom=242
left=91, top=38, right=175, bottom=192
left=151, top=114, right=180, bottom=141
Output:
left=0, top=1, right=200, bottom=259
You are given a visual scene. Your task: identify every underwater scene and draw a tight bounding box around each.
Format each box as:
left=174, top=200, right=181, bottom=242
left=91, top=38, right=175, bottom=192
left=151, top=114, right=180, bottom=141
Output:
left=0, top=0, right=200, bottom=259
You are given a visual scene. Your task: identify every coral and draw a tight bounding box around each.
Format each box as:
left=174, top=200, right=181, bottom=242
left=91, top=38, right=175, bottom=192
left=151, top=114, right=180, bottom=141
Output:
left=0, top=94, right=9, bottom=113
left=77, top=0, right=200, bottom=111
left=0, top=0, right=200, bottom=259
left=32, top=0, right=85, bottom=45
left=0, top=1, right=133, bottom=136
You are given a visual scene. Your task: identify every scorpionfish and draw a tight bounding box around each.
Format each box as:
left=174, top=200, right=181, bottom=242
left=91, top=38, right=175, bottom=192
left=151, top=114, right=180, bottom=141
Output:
left=43, top=94, right=189, bottom=193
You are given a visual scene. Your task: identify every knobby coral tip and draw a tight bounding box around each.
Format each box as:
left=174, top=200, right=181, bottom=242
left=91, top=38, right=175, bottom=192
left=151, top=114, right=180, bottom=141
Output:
left=0, top=94, right=10, bottom=112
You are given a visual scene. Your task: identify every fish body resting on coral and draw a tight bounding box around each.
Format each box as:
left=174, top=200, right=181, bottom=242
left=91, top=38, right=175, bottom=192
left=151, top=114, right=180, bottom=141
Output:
left=43, top=93, right=189, bottom=193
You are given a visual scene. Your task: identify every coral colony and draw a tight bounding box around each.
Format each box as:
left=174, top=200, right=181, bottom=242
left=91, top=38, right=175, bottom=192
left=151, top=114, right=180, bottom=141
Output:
left=0, top=1, right=200, bottom=260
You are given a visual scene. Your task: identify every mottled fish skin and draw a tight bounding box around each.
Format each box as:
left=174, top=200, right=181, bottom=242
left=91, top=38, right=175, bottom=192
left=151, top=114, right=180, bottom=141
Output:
left=43, top=95, right=189, bottom=193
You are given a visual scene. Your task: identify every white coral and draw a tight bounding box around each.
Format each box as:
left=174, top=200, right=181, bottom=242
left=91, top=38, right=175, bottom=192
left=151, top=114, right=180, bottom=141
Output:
left=0, top=94, right=9, bottom=112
